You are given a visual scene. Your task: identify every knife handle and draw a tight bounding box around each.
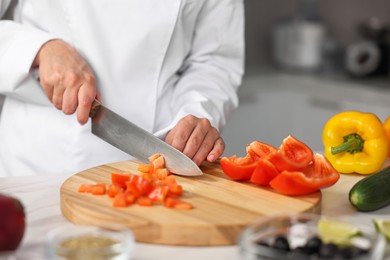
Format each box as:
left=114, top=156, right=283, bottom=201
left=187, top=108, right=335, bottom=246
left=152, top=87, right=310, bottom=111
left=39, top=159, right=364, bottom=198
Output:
left=89, top=99, right=102, bottom=118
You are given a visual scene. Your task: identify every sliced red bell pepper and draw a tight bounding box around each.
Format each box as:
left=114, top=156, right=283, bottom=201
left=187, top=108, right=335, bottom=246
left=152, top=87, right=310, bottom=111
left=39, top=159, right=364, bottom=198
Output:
left=268, top=135, right=314, bottom=172
left=246, top=141, right=278, bottom=159
left=269, top=154, right=340, bottom=196
left=306, top=153, right=340, bottom=188
left=220, top=154, right=258, bottom=181
left=269, top=171, right=321, bottom=195
left=250, top=159, right=279, bottom=186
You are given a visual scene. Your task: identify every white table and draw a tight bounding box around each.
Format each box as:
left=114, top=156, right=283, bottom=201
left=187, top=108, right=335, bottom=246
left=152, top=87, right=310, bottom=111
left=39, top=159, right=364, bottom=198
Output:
left=1, top=172, right=390, bottom=260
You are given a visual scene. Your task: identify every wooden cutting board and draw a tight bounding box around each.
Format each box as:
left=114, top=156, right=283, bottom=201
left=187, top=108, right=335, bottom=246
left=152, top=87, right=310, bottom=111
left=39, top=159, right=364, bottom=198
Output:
left=60, top=160, right=321, bottom=246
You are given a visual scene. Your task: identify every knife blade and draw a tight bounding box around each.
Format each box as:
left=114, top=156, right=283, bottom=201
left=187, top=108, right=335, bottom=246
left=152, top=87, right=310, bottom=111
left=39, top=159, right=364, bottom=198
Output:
left=89, top=99, right=203, bottom=176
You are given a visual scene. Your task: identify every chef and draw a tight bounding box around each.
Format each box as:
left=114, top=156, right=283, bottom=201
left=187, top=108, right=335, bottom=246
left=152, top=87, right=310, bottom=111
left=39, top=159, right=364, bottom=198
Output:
left=0, top=0, right=244, bottom=176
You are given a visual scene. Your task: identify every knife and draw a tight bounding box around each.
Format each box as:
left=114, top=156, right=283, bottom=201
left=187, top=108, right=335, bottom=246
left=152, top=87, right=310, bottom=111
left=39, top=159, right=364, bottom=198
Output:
left=89, top=99, right=203, bottom=176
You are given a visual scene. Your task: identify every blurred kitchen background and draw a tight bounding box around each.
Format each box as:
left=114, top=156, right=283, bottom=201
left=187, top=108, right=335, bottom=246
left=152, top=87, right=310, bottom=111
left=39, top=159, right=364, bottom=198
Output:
left=222, top=0, right=390, bottom=156
left=245, top=0, right=390, bottom=73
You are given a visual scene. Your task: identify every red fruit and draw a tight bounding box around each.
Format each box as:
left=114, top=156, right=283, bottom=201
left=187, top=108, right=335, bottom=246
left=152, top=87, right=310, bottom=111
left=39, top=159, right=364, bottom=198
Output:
left=0, top=193, right=26, bottom=251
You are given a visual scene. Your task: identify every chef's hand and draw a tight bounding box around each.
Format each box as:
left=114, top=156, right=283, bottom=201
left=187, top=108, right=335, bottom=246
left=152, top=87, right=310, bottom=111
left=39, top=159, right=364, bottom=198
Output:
left=32, top=39, right=97, bottom=125
left=165, top=115, right=225, bottom=166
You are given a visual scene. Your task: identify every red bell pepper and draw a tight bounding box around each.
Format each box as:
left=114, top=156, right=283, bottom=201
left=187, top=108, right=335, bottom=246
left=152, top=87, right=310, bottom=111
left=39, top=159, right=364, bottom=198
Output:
left=250, top=158, right=279, bottom=186
left=246, top=141, right=278, bottom=159
left=220, top=141, right=277, bottom=181
left=267, top=135, right=314, bottom=172
left=269, top=154, right=340, bottom=196
left=220, top=155, right=258, bottom=181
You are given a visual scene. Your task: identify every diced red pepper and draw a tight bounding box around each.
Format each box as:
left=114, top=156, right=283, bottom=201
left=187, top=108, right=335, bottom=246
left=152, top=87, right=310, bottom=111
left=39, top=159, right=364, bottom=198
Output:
left=148, top=186, right=169, bottom=203
left=78, top=184, right=93, bottom=193
left=164, top=197, right=193, bottom=210
left=137, top=196, right=153, bottom=206
left=123, top=190, right=137, bottom=205
left=140, top=173, right=156, bottom=183
left=125, top=182, right=141, bottom=197
left=108, top=184, right=124, bottom=198
left=149, top=154, right=165, bottom=173
left=164, top=175, right=183, bottom=196
left=113, top=193, right=127, bottom=207
left=78, top=153, right=192, bottom=210
left=91, top=183, right=107, bottom=195
left=137, top=164, right=152, bottom=173
left=111, top=172, right=130, bottom=188
left=135, top=177, right=154, bottom=195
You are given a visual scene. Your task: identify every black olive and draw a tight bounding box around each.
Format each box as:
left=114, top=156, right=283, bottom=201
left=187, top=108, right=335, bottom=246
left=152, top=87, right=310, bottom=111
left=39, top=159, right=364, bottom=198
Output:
left=338, top=246, right=369, bottom=259
left=288, top=246, right=308, bottom=259
left=337, top=246, right=354, bottom=259
left=292, top=246, right=306, bottom=254
left=319, top=243, right=339, bottom=258
left=303, top=236, right=323, bottom=255
left=272, top=235, right=290, bottom=251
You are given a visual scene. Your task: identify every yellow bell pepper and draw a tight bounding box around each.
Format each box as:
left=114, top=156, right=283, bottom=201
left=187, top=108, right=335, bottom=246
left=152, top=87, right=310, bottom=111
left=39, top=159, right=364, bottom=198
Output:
left=322, top=111, right=388, bottom=174
left=383, top=116, right=390, bottom=157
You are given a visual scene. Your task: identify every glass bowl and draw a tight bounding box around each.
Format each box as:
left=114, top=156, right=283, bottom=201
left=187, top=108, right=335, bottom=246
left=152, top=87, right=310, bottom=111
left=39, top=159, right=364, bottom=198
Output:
left=238, top=213, right=386, bottom=260
left=45, top=223, right=134, bottom=260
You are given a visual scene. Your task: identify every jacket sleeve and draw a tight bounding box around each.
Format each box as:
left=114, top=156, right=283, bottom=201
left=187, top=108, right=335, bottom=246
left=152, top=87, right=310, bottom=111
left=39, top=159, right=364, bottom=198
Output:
left=0, top=1, right=56, bottom=105
left=156, top=0, right=245, bottom=138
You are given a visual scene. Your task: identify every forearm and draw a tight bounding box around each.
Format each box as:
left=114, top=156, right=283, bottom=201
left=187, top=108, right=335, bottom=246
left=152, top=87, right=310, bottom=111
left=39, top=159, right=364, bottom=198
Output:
left=171, top=0, right=245, bottom=131
left=173, top=62, right=242, bottom=131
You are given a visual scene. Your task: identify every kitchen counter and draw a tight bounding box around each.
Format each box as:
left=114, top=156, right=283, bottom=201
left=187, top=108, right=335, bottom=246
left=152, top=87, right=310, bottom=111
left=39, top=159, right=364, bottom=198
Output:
left=1, top=167, right=390, bottom=260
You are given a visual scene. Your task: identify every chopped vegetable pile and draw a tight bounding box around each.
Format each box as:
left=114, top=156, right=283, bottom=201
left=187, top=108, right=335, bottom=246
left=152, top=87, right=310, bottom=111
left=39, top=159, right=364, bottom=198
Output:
left=220, top=135, right=340, bottom=196
left=78, top=154, right=193, bottom=210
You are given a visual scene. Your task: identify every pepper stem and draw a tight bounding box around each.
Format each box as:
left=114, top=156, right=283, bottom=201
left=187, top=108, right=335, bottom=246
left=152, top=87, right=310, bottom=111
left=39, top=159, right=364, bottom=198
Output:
left=331, top=133, right=365, bottom=155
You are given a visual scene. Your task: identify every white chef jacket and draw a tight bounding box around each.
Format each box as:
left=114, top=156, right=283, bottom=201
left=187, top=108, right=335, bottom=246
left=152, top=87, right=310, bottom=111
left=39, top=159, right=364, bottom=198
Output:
left=0, top=0, right=244, bottom=176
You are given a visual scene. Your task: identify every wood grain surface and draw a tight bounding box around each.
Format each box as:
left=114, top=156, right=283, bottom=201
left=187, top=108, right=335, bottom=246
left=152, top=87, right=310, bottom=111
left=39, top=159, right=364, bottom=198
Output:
left=60, top=160, right=321, bottom=246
